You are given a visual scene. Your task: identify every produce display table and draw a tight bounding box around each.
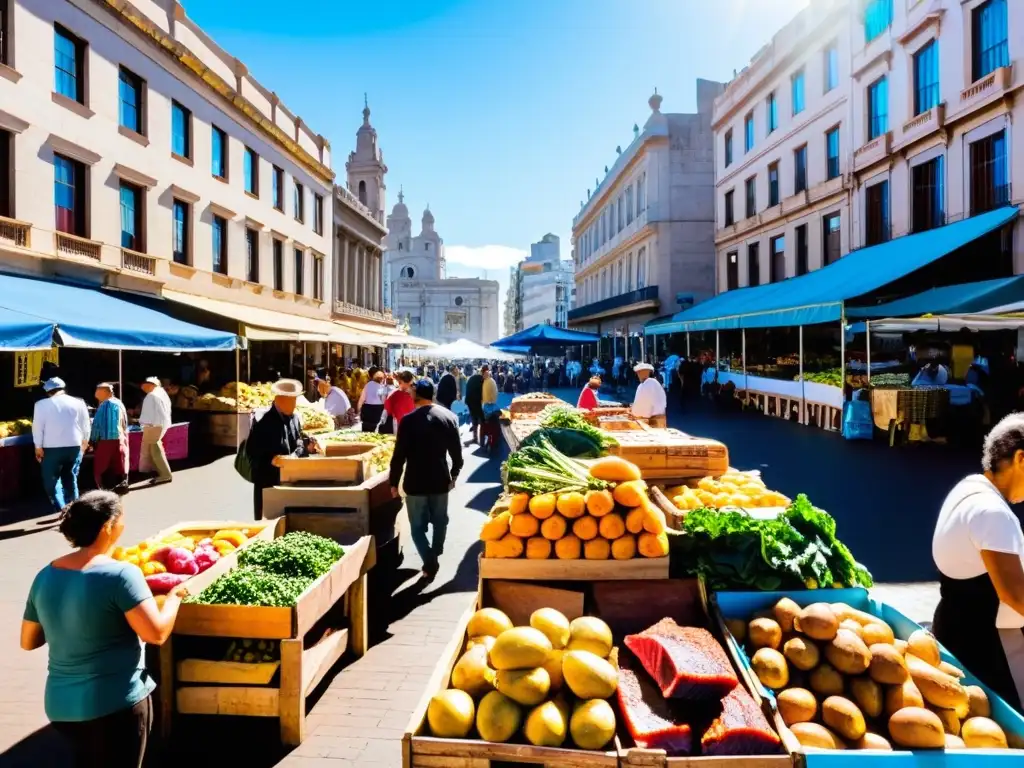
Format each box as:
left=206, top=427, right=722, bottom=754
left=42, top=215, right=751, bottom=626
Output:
left=161, top=519, right=375, bottom=746
left=260, top=469, right=393, bottom=538
left=871, top=387, right=950, bottom=445
left=127, top=422, right=189, bottom=471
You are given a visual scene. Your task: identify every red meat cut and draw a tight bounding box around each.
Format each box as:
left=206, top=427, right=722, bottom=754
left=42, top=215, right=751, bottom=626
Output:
left=701, top=685, right=782, bottom=756
left=617, top=665, right=693, bottom=754
left=624, top=619, right=738, bottom=701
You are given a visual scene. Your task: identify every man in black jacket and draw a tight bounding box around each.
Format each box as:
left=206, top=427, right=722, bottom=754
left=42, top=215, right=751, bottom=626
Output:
left=389, top=378, right=463, bottom=581
left=436, top=365, right=459, bottom=411
left=246, top=379, right=317, bottom=519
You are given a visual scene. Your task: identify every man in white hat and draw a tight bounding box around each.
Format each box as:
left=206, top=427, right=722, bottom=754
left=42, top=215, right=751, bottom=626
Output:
left=139, top=376, right=173, bottom=485
left=32, top=377, right=90, bottom=511
left=631, top=362, right=668, bottom=428
left=246, top=378, right=319, bottom=519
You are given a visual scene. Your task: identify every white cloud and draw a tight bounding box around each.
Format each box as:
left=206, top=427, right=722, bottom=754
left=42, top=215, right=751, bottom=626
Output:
left=445, top=244, right=527, bottom=270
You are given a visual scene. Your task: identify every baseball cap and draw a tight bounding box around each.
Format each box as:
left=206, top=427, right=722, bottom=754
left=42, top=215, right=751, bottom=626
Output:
left=43, top=377, right=66, bottom=392
left=414, top=378, right=435, bottom=400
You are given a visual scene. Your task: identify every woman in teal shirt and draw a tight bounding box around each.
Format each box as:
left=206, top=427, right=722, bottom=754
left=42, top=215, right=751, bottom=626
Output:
left=21, top=490, right=186, bottom=767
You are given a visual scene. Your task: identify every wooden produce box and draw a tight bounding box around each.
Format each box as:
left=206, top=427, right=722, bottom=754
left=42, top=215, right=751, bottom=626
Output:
left=402, top=581, right=621, bottom=768
left=164, top=519, right=376, bottom=746
left=205, top=411, right=252, bottom=448
left=607, top=427, right=729, bottom=482
left=509, top=395, right=560, bottom=417
left=260, top=469, right=391, bottom=536
left=479, top=554, right=669, bottom=582
left=278, top=453, right=372, bottom=484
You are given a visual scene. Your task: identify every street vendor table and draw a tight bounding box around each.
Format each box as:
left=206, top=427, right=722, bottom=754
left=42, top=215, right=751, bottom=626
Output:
left=871, top=386, right=950, bottom=445
left=0, top=433, right=36, bottom=503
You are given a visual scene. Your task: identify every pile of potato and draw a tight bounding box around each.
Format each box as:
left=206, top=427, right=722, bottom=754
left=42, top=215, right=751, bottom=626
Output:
left=727, top=599, right=1010, bottom=751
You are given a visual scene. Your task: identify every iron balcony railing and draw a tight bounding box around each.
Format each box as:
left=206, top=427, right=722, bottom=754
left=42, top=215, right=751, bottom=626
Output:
left=568, top=285, right=658, bottom=321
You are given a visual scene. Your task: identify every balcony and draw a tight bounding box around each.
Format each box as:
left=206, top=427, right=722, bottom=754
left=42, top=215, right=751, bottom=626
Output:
left=853, top=131, right=892, bottom=173
left=333, top=300, right=394, bottom=324
left=568, top=286, right=659, bottom=323
left=958, top=66, right=1012, bottom=117
left=900, top=104, right=945, bottom=148
left=54, top=231, right=102, bottom=262
left=121, top=248, right=157, bottom=277
left=0, top=216, right=31, bottom=248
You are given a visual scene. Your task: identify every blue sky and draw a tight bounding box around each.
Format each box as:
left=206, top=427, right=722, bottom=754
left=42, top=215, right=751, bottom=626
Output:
left=185, top=0, right=809, bottom=312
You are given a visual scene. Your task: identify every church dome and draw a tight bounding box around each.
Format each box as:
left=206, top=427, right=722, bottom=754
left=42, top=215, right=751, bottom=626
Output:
left=422, top=207, right=435, bottom=225
left=392, top=189, right=408, bottom=217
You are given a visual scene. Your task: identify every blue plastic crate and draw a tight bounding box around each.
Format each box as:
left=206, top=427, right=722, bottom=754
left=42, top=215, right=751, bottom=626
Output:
left=711, top=588, right=1024, bottom=766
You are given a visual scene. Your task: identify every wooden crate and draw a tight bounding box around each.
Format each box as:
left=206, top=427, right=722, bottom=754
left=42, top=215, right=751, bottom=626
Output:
left=278, top=453, right=371, bottom=484
left=205, top=411, right=252, bottom=448
left=162, top=519, right=375, bottom=745
left=403, top=584, right=620, bottom=768
left=509, top=395, right=560, bottom=417
left=479, top=555, right=669, bottom=582
left=607, top=428, right=729, bottom=481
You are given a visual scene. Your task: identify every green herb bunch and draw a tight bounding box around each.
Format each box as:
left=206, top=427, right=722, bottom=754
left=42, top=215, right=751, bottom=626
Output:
left=239, top=532, right=344, bottom=580
left=187, top=566, right=310, bottom=607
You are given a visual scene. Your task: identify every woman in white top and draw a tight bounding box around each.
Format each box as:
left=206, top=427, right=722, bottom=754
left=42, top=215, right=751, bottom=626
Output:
left=356, top=370, right=388, bottom=433
left=932, top=413, right=1024, bottom=712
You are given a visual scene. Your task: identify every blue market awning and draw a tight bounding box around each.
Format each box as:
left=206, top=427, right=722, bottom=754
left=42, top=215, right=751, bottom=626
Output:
left=493, top=324, right=601, bottom=350
left=847, top=275, right=1024, bottom=320
left=648, top=206, right=1019, bottom=333
left=0, top=306, right=58, bottom=350
left=0, top=275, right=242, bottom=351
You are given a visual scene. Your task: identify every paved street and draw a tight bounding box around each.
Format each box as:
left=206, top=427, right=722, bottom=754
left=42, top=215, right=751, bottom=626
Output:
left=0, top=391, right=951, bottom=767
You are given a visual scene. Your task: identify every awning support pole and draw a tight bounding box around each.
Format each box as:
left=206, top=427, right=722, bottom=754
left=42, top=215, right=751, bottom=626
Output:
left=866, top=320, right=872, bottom=385
left=799, top=326, right=805, bottom=425
left=715, top=330, right=720, bottom=376
left=246, top=347, right=251, bottom=383
left=117, top=350, right=123, bottom=401
left=840, top=310, right=847, bottom=421
left=235, top=347, right=241, bottom=451
left=742, top=329, right=747, bottom=394
left=686, top=331, right=691, bottom=358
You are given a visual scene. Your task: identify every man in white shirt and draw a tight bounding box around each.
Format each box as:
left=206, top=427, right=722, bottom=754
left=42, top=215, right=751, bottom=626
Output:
left=139, top=376, right=173, bottom=485
left=32, top=377, right=90, bottom=511
left=316, top=376, right=353, bottom=428
left=631, top=362, right=668, bottom=428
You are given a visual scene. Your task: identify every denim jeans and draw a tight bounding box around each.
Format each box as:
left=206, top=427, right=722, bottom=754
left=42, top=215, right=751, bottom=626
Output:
left=40, top=446, right=83, bottom=511
left=405, top=493, right=449, bottom=572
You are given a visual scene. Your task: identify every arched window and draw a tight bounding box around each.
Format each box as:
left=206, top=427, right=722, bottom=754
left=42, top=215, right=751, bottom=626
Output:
left=400, top=266, right=415, bottom=279
left=358, top=180, right=367, bottom=205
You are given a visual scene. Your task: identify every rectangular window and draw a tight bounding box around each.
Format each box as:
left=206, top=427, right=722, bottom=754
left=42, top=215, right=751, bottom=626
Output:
left=794, top=145, right=808, bottom=193
left=313, top=255, right=323, bottom=300
left=767, top=92, right=778, bottom=134
left=626, top=187, right=634, bottom=225
left=118, top=66, right=144, bottom=135
left=272, top=239, right=283, bottom=291
left=119, top=182, right=142, bottom=250
left=864, top=0, right=893, bottom=43
left=724, top=130, right=733, bottom=167
left=913, top=40, right=939, bottom=116
left=617, top=195, right=624, bottom=231
left=912, top=156, right=944, bottom=233
left=770, top=235, right=785, bottom=283
left=972, top=0, right=1009, bottom=82
left=637, top=173, right=646, bottom=211
left=53, top=153, right=86, bottom=236
left=171, top=101, right=190, bottom=158
left=970, top=130, right=1009, bottom=215
left=294, top=181, right=304, bottom=223
left=724, top=190, right=734, bottom=227
left=726, top=251, right=739, bottom=291
left=314, top=193, right=324, bottom=235
left=211, top=126, right=227, bottom=179
left=245, top=228, right=259, bottom=282
left=822, top=212, right=841, bottom=266
left=172, top=199, right=189, bottom=264
left=795, top=224, right=808, bottom=276
left=54, top=25, right=85, bottom=104
left=294, top=248, right=304, bottom=295
left=865, top=181, right=890, bottom=245
left=826, top=127, right=840, bottom=180
left=272, top=166, right=283, bottom=211
left=212, top=216, right=227, bottom=274
left=0, top=129, right=10, bottom=218
left=244, top=147, right=258, bottom=196
left=0, top=0, right=10, bottom=67
left=768, top=162, right=780, bottom=207
left=745, top=176, right=756, bottom=218
left=791, top=70, right=805, bottom=115
left=744, top=113, right=754, bottom=153
left=825, top=43, right=839, bottom=92
left=747, top=243, right=760, bottom=287
left=868, top=76, right=888, bottom=140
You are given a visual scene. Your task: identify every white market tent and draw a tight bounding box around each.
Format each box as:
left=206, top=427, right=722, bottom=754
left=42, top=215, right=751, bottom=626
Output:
left=424, top=338, right=523, bottom=361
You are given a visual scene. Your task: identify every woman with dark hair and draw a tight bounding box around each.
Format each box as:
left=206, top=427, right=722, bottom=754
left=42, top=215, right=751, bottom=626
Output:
left=932, top=413, right=1024, bottom=712
left=357, top=370, right=388, bottom=432
left=20, top=490, right=185, bottom=766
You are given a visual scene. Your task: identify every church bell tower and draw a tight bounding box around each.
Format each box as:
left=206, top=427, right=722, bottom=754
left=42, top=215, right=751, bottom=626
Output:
left=346, top=95, right=388, bottom=222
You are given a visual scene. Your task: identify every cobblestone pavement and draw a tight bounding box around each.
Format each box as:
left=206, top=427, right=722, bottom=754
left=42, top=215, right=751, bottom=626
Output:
left=0, top=391, right=947, bottom=767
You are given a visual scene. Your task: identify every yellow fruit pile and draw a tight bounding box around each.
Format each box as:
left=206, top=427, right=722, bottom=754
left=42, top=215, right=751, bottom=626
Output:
left=731, top=599, right=1008, bottom=751
left=296, top=404, right=332, bottom=433
left=481, top=480, right=668, bottom=560
left=426, top=607, right=618, bottom=751
left=669, top=471, right=791, bottom=511
left=0, top=418, right=32, bottom=439
left=112, top=528, right=253, bottom=574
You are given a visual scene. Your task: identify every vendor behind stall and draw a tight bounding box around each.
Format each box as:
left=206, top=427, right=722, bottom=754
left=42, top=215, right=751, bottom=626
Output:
left=246, top=379, right=318, bottom=519
left=631, top=363, right=667, bottom=427
left=932, top=413, right=1024, bottom=712
left=913, top=359, right=950, bottom=387
left=316, top=376, right=353, bottom=429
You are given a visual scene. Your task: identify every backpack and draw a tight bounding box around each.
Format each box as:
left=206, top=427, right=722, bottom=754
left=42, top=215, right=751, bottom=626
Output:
left=234, top=438, right=253, bottom=482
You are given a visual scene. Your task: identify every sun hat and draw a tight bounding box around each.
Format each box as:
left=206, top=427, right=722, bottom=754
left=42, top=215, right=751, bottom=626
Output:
left=270, top=378, right=304, bottom=397
left=143, top=376, right=161, bottom=386
left=43, top=377, right=66, bottom=392
left=633, top=362, right=655, bottom=373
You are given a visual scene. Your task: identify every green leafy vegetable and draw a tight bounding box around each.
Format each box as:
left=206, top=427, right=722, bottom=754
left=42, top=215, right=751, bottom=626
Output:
left=519, top=427, right=605, bottom=458
left=537, top=406, right=617, bottom=451
left=187, top=566, right=310, bottom=607
left=504, top=437, right=608, bottom=495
